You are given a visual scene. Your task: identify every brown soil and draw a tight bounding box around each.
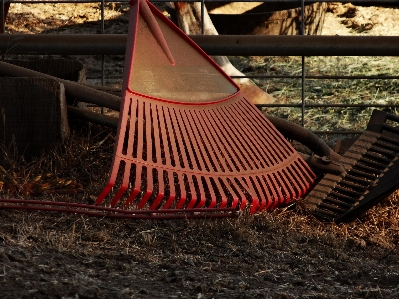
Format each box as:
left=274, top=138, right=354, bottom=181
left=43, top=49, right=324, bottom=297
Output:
left=323, top=2, right=399, bottom=35
left=1, top=2, right=399, bottom=299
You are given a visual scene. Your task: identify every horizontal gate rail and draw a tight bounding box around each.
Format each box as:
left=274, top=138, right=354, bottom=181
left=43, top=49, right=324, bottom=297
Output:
left=1, top=34, right=399, bottom=56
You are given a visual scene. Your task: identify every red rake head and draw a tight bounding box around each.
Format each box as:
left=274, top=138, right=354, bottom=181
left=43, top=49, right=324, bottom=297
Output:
left=96, top=0, right=316, bottom=214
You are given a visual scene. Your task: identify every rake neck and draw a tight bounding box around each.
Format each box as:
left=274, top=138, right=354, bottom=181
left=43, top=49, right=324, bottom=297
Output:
left=137, top=0, right=175, bottom=65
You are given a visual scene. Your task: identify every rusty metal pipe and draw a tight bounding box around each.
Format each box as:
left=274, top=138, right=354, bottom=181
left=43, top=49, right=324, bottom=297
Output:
left=1, top=34, right=399, bottom=56
left=265, top=115, right=342, bottom=161
left=0, top=60, right=121, bottom=111
left=0, top=34, right=126, bottom=55
left=194, top=35, right=399, bottom=57
left=299, top=153, right=345, bottom=175
left=68, top=105, right=119, bottom=128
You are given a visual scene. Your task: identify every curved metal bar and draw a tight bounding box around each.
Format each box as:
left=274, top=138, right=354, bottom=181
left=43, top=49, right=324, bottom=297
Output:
left=265, top=114, right=342, bottom=161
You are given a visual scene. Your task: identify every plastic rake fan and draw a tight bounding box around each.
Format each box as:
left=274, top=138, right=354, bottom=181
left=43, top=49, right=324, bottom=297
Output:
left=96, top=0, right=316, bottom=214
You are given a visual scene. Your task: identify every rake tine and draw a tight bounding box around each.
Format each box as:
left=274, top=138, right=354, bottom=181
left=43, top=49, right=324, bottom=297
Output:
left=291, top=160, right=314, bottom=195
left=286, top=163, right=304, bottom=197
left=263, top=175, right=277, bottom=210
left=268, top=173, right=284, bottom=209
left=168, top=108, right=183, bottom=167
left=206, top=108, right=248, bottom=172
left=201, top=108, right=236, bottom=172
left=233, top=101, right=273, bottom=164
left=96, top=158, right=121, bottom=205
left=145, top=101, right=154, bottom=163
left=196, top=176, right=216, bottom=208
left=185, top=175, right=197, bottom=209
left=164, top=107, right=181, bottom=168
left=137, top=168, right=153, bottom=208
left=126, top=165, right=143, bottom=206
left=96, top=181, right=114, bottom=205
left=203, top=176, right=216, bottom=208
left=239, top=177, right=258, bottom=213
left=194, top=109, right=222, bottom=172
left=151, top=104, right=162, bottom=165
left=253, top=176, right=270, bottom=211
left=274, top=171, right=292, bottom=206
left=275, top=172, right=291, bottom=205
left=126, top=187, right=141, bottom=208
left=121, top=100, right=140, bottom=207
left=214, top=178, right=228, bottom=208
left=136, top=102, right=145, bottom=161
left=184, top=110, right=214, bottom=174
left=204, top=108, right=238, bottom=172
left=288, top=167, right=304, bottom=199
left=218, top=178, right=237, bottom=208
left=176, top=111, right=196, bottom=171
left=220, top=105, right=254, bottom=170
left=228, top=179, right=247, bottom=210
left=225, top=117, right=266, bottom=171
left=175, top=173, right=186, bottom=209
left=289, top=162, right=308, bottom=197
left=248, top=176, right=263, bottom=212
left=169, top=109, right=195, bottom=181
left=158, top=106, right=175, bottom=169
left=180, top=110, right=206, bottom=171
left=280, top=169, right=297, bottom=203
left=125, top=99, right=138, bottom=157
left=149, top=169, right=165, bottom=210
left=259, top=175, right=274, bottom=210
left=234, top=101, right=280, bottom=159
left=221, top=105, right=260, bottom=171
left=238, top=100, right=295, bottom=163
left=110, top=162, right=132, bottom=207
left=161, top=171, right=176, bottom=209
left=176, top=173, right=187, bottom=209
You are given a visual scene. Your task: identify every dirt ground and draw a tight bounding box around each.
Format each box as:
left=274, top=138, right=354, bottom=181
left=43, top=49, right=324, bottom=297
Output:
left=1, top=2, right=399, bottom=299
left=5, top=1, right=399, bottom=36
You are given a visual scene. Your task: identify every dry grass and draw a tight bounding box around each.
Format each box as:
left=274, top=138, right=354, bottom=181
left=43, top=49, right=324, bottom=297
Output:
left=230, top=55, right=399, bottom=133
left=1, top=87, right=399, bottom=299
left=6, top=2, right=130, bottom=34
left=0, top=121, right=115, bottom=200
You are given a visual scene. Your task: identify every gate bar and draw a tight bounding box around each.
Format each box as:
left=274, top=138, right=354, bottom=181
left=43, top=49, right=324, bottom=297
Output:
left=1, top=34, right=399, bottom=56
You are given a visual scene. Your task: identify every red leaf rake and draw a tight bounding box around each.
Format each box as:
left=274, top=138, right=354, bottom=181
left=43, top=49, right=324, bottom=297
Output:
left=95, top=0, right=316, bottom=215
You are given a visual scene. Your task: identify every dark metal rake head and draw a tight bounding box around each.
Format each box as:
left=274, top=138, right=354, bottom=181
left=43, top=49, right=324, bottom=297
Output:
left=303, top=110, right=399, bottom=223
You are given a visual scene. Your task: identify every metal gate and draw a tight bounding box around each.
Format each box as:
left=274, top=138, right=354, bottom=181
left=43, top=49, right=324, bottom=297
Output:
left=1, top=0, right=399, bottom=136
